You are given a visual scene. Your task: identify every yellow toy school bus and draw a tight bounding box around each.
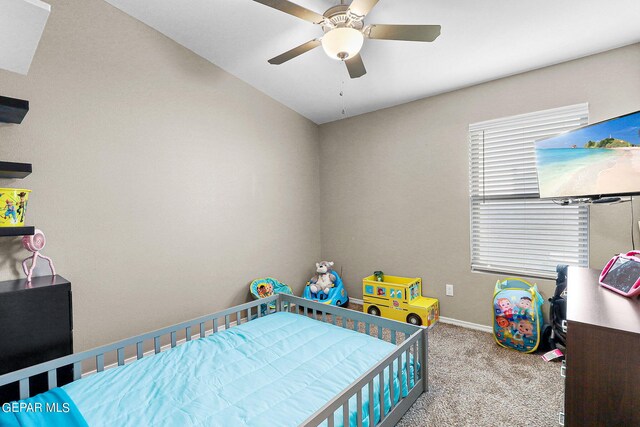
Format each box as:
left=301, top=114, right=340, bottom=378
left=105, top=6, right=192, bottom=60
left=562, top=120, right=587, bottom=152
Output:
left=363, top=275, right=439, bottom=327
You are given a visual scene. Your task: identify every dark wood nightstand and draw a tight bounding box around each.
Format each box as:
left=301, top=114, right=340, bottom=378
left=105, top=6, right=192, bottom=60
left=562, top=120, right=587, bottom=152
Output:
left=0, top=275, right=73, bottom=403
left=564, top=267, right=640, bottom=426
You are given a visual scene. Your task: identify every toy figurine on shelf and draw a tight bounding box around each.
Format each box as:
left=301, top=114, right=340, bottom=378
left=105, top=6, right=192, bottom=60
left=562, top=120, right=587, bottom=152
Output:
left=22, top=229, right=55, bottom=282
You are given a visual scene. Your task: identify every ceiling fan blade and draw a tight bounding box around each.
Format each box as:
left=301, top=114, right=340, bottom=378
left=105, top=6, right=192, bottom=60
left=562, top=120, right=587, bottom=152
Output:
left=345, top=53, right=366, bottom=79
left=253, top=0, right=325, bottom=24
left=347, top=0, right=380, bottom=17
left=367, top=24, right=441, bottom=42
left=268, top=39, right=321, bottom=65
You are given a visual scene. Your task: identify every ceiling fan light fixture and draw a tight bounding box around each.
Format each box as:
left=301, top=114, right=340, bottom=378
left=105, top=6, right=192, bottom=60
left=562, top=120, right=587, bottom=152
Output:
left=321, top=27, right=364, bottom=60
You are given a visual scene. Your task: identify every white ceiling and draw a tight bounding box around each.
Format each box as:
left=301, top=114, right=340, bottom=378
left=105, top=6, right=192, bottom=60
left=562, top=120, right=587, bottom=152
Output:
left=103, top=0, right=640, bottom=124
left=0, top=0, right=50, bottom=75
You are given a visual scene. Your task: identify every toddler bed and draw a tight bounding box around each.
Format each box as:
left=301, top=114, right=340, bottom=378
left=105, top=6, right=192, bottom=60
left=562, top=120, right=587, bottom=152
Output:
left=0, top=294, right=428, bottom=427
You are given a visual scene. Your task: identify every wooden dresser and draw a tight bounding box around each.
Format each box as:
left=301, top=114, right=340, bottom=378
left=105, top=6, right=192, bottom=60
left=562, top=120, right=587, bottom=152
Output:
left=0, top=275, right=73, bottom=403
left=565, top=267, right=640, bottom=426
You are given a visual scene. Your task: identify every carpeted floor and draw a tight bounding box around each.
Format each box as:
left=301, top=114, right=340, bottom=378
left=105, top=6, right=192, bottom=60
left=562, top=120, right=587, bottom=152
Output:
left=395, top=322, right=563, bottom=427
left=344, top=303, right=564, bottom=427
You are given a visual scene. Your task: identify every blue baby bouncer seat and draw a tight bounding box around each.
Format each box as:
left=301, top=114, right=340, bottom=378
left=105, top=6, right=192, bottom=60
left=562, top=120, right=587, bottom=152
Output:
left=302, top=270, right=349, bottom=307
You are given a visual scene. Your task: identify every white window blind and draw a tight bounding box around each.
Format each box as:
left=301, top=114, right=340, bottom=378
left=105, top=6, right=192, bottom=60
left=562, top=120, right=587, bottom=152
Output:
left=469, top=104, right=589, bottom=279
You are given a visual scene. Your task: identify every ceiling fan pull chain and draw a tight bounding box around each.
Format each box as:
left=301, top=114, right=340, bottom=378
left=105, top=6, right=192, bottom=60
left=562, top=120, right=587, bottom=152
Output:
left=340, top=80, right=346, bottom=116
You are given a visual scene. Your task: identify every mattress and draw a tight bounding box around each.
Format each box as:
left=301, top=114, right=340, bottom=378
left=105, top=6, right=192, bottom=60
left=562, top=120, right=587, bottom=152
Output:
left=4, top=312, right=414, bottom=427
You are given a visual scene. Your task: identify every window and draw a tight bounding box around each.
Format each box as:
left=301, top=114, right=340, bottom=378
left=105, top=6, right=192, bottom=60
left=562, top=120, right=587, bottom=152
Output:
left=409, top=284, right=418, bottom=300
left=469, top=104, right=590, bottom=279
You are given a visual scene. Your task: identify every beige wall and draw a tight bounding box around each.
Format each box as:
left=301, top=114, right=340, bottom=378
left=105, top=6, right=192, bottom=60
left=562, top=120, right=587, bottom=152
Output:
left=1, top=0, right=637, bottom=350
left=319, top=43, right=640, bottom=326
left=0, top=0, right=320, bottom=352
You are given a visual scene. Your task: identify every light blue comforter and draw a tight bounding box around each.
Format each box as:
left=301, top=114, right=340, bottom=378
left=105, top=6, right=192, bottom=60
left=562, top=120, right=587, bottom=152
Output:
left=12, top=312, right=415, bottom=426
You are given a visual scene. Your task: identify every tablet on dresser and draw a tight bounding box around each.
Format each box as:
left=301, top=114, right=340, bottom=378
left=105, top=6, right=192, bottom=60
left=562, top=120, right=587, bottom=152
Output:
left=599, top=251, right=640, bottom=297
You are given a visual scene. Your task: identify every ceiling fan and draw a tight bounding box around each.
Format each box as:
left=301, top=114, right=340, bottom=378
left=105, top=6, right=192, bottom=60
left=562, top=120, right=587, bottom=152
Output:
left=253, top=0, right=441, bottom=78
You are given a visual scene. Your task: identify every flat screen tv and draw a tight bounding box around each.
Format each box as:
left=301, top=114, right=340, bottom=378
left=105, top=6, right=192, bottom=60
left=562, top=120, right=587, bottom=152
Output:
left=535, top=110, right=640, bottom=199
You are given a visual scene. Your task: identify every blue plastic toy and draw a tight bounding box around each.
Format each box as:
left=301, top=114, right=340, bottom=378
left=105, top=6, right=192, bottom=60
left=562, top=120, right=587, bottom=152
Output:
left=303, top=269, right=349, bottom=307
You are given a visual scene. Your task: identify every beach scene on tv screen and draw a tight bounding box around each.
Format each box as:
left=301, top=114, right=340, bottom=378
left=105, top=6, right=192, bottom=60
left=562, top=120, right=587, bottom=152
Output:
left=535, top=111, right=640, bottom=198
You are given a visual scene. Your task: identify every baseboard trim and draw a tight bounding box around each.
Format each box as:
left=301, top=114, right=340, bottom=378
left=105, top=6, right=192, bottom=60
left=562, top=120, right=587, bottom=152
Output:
left=439, top=316, right=492, bottom=333
left=350, top=297, right=492, bottom=333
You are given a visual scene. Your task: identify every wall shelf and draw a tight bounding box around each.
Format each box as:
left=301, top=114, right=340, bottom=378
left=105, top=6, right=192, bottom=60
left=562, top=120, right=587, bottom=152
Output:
left=0, top=161, right=32, bottom=179
left=0, top=227, right=34, bottom=237
left=0, top=95, right=34, bottom=237
left=0, top=96, right=29, bottom=124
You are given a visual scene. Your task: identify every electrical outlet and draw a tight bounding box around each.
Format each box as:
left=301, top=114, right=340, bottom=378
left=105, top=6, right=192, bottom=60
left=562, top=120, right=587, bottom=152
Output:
left=446, top=284, right=454, bottom=296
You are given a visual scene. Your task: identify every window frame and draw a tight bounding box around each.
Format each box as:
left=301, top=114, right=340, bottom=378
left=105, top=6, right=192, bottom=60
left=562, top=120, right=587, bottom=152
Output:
left=468, top=104, right=590, bottom=279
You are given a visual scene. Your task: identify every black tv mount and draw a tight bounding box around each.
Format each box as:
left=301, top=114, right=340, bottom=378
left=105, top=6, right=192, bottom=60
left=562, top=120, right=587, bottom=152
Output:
left=591, top=196, right=622, bottom=204
left=557, top=196, right=622, bottom=205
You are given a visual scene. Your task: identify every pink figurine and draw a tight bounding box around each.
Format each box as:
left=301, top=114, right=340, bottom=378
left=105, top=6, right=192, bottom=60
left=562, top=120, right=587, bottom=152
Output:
left=22, top=229, right=55, bottom=281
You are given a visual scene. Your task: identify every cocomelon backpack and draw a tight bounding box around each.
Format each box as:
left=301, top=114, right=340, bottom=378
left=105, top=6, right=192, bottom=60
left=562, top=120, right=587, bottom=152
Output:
left=493, top=278, right=544, bottom=353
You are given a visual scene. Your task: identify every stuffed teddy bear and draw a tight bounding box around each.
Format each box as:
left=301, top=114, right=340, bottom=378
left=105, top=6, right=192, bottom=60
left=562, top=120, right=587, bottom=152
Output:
left=309, top=261, right=336, bottom=295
